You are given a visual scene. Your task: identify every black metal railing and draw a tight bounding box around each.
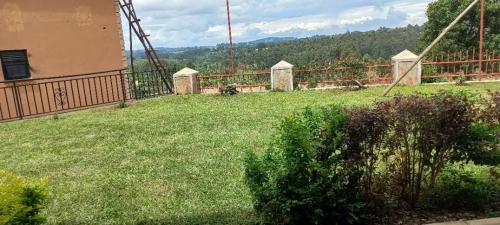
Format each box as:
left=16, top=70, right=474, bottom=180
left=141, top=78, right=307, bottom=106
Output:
left=0, top=68, right=175, bottom=122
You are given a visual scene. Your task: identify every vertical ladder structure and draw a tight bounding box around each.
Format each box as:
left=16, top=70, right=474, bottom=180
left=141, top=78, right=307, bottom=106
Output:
left=118, top=0, right=173, bottom=93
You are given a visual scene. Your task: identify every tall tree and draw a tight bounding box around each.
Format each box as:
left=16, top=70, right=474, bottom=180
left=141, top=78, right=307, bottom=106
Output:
left=418, top=0, right=500, bottom=54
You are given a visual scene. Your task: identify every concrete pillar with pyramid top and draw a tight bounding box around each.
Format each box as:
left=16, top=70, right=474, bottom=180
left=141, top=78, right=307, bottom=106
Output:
left=271, top=60, right=294, bottom=91
left=392, top=50, right=422, bottom=86
left=173, top=67, right=200, bottom=94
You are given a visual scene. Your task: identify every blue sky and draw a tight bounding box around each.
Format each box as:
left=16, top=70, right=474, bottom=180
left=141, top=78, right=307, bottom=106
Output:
left=122, top=0, right=434, bottom=48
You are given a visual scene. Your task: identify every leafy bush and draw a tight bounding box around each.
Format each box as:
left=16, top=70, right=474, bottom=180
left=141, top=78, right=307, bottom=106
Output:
left=465, top=123, right=500, bottom=166
left=245, top=91, right=496, bottom=224
left=456, top=72, right=467, bottom=86
left=342, top=107, right=389, bottom=209
left=465, top=91, right=500, bottom=166
left=220, top=85, right=239, bottom=96
left=427, top=166, right=499, bottom=211
left=422, top=77, right=449, bottom=83
left=374, top=91, right=475, bottom=208
left=118, top=100, right=127, bottom=109
left=477, top=91, right=500, bottom=125
left=0, top=170, right=47, bottom=225
left=245, top=106, right=374, bottom=225
left=307, top=77, right=319, bottom=89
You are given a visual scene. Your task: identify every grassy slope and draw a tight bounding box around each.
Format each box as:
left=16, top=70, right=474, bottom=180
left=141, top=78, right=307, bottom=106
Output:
left=0, top=83, right=498, bottom=225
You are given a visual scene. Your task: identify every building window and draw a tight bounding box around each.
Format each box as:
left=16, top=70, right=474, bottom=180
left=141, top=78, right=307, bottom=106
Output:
left=0, top=50, right=31, bottom=80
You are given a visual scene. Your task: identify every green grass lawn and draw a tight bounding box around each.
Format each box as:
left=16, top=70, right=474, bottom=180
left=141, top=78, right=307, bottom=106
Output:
left=0, top=83, right=499, bottom=225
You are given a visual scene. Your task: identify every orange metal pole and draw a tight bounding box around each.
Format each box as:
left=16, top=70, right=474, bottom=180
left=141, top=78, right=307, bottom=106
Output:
left=226, top=0, right=235, bottom=79
left=478, top=0, right=485, bottom=80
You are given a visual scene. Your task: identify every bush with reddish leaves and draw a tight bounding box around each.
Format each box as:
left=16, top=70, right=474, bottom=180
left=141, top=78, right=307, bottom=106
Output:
left=245, top=91, right=498, bottom=225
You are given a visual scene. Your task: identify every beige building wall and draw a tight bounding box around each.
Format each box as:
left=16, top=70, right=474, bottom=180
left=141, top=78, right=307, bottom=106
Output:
left=0, top=0, right=128, bottom=120
left=0, top=0, right=127, bottom=79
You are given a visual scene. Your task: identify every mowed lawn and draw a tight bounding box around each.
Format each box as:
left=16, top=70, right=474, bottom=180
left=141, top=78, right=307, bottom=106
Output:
left=0, top=83, right=499, bottom=225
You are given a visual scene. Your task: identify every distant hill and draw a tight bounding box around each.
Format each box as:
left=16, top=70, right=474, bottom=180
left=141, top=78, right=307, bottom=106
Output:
left=130, top=25, right=424, bottom=68
left=234, top=37, right=297, bottom=47
left=129, top=37, right=296, bottom=57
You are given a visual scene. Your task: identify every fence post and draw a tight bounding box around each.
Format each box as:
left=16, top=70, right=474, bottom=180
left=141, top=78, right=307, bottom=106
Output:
left=173, top=67, right=200, bottom=95
left=12, top=81, right=23, bottom=120
left=119, top=70, right=127, bottom=101
left=391, top=50, right=421, bottom=85
left=271, top=61, right=294, bottom=91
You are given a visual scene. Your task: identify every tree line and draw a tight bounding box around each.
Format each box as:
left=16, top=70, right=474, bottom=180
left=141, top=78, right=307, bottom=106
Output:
left=130, top=0, right=499, bottom=71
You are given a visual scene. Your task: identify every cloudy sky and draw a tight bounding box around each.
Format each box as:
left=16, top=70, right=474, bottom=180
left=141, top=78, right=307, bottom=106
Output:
left=122, top=0, right=434, bottom=48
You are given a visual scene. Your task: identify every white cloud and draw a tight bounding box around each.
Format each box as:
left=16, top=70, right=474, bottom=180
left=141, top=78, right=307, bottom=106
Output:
left=122, top=0, right=436, bottom=48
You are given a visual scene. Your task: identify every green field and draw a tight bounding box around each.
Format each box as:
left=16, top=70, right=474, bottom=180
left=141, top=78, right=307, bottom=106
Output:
left=0, top=83, right=499, bottom=225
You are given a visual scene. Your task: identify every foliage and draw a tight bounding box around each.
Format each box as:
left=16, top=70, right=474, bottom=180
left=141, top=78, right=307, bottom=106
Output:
left=478, top=91, right=500, bottom=125
left=296, top=57, right=369, bottom=88
left=456, top=72, right=468, bottom=86
left=419, top=0, right=500, bottom=54
left=466, top=91, right=500, bottom=166
left=270, top=88, right=286, bottom=93
left=245, top=90, right=487, bottom=224
left=220, top=85, right=240, bottom=96
left=466, top=123, right=500, bottom=166
left=200, top=73, right=271, bottom=89
left=0, top=83, right=498, bottom=224
left=422, top=77, right=449, bottom=84
left=118, top=100, right=128, bottom=109
left=334, top=58, right=369, bottom=83
left=421, top=64, right=450, bottom=84
left=342, top=107, right=389, bottom=209
left=427, top=166, right=499, bottom=211
left=374, top=91, right=475, bottom=208
left=0, top=170, right=47, bottom=225
left=306, top=77, right=319, bottom=89
left=245, top=90, right=494, bottom=223
left=130, top=58, right=181, bottom=73
left=132, top=26, right=423, bottom=69
left=245, top=106, right=374, bottom=225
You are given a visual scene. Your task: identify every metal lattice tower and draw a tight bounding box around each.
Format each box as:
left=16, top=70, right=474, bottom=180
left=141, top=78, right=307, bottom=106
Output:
left=118, top=0, right=173, bottom=92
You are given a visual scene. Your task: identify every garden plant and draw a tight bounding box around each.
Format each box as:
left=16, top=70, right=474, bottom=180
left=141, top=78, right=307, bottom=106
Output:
left=245, top=91, right=500, bottom=225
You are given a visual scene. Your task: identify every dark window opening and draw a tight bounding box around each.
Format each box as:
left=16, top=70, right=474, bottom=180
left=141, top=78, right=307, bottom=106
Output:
left=0, top=50, right=31, bottom=80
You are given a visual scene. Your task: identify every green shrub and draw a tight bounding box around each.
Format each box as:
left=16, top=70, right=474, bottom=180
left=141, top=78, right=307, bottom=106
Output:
left=118, top=100, right=128, bottom=109
left=465, top=123, right=500, bottom=166
left=464, top=91, right=499, bottom=166
left=0, top=170, right=47, bottom=225
left=220, top=85, right=239, bottom=96
left=246, top=91, right=495, bottom=223
left=478, top=91, right=500, bottom=125
left=307, top=77, right=318, bottom=89
left=422, top=77, right=449, bottom=83
left=456, top=72, right=467, bottom=86
left=270, top=88, right=285, bottom=93
left=427, top=166, right=499, bottom=211
left=245, top=106, right=374, bottom=225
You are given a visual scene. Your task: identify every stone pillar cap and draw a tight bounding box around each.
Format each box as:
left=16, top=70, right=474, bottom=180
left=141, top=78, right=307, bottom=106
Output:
left=173, top=67, right=199, bottom=77
left=392, top=49, right=418, bottom=61
left=272, top=60, right=294, bottom=69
